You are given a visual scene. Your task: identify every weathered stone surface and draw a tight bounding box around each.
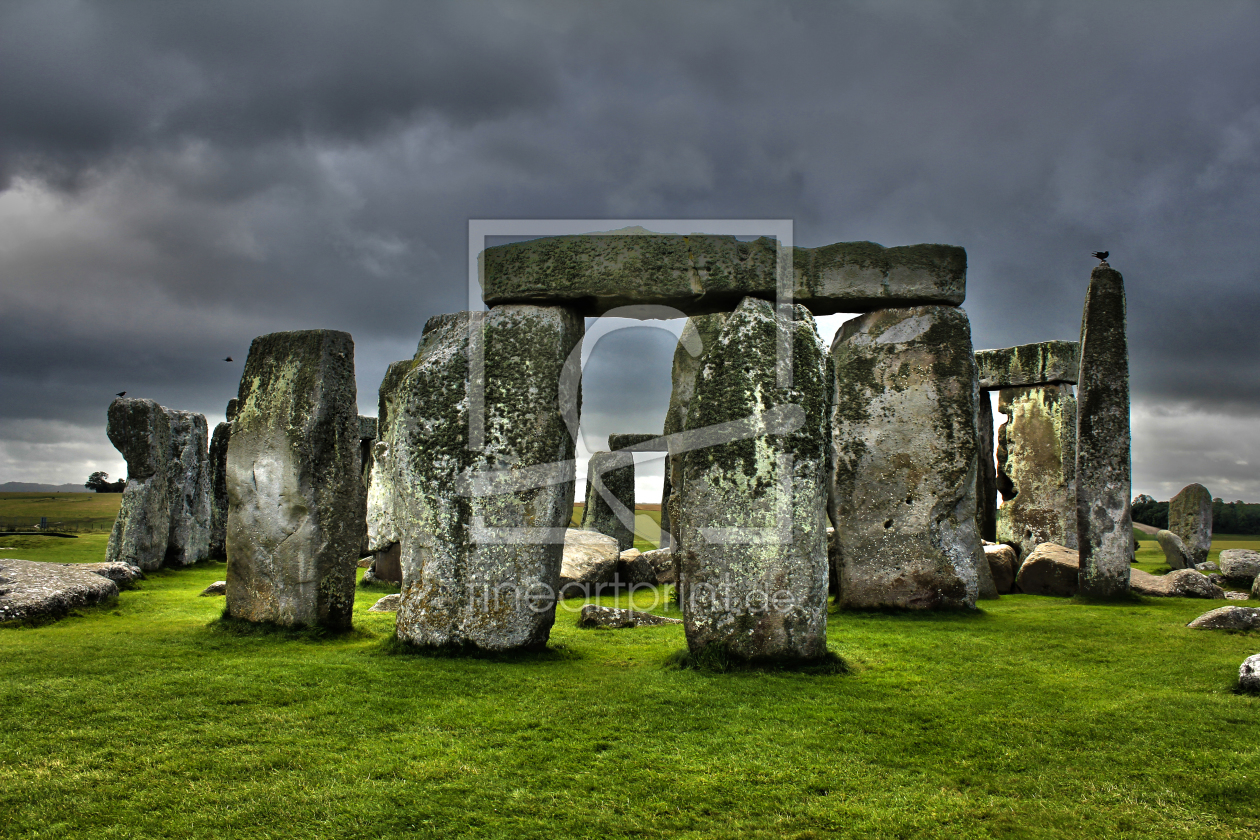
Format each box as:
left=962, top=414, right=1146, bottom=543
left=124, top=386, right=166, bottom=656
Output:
left=1219, top=549, right=1260, bottom=586
left=1226, top=590, right=1251, bottom=601
left=678, top=296, right=829, bottom=661
left=1196, top=561, right=1220, bottom=572
left=71, top=562, right=144, bottom=590
left=200, top=580, right=226, bottom=596
left=609, top=433, right=665, bottom=451
left=580, top=450, right=635, bottom=552
left=365, top=542, right=402, bottom=586
left=975, top=341, right=1080, bottom=390
left=0, top=558, right=119, bottom=623
left=368, top=594, right=400, bottom=613
left=559, top=529, right=620, bottom=598
left=618, top=548, right=658, bottom=586
left=1075, top=264, right=1133, bottom=598
left=105, top=398, right=172, bottom=572
left=1168, top=483, right=1213, bottom=566
left=1186, top=606, right=1260, bottom=631
left=365, top=360, right=413, bottom=557
left=1157, top=530, right=1195, bottom=570
left=1130, top=568, right=1224, bottom=599
left=1016, top=543, right=1080, bottom=597
left=829, top=305, right=985, bottom=610
left=1253, top=573, right=1260, bottom=601
left=483, top=235, right=966, bottom=317
left=208, top=421, right=231, bottom=560
left=163, top=410, right=212, bottom=567
left=225, top=330, right=365, bottom=629
left=641, top=547, right=675, bottom=584
left=996, top=385, right=1077, bottom=559
left=392, top=307, right=584, bottom=651
left=225, top=398, right=239, bottom=422
left=1240, top=654, right=1260, bottom=693
left=984, top=544, right=1017, bottom=595
left=576, top=604, right=682, bottom=628
left=976, top=392, right=997, bottom=543
left=663, top=313, right=731, bottom=551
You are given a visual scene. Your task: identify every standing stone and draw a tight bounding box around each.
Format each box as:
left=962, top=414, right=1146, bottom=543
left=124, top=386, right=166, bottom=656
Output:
left=1167, top=483, right=1213, bottom=566
left=366, top=360, right=413, bottom=562
left=208, top=419, right=231, bottom=560
left=356, top=415, right=377, bottom=556
left=105, top=398, right=172, bottom=572
left=829, top=305, right=985, bottom=610
left=392, top=306, right=584, bottom=652
left=610, top=433, right=669, bottom=551
left=676, top=296, right=829, bottom=662
left=1075, top=264, right=1133, bottom=598
left=995, top=385, right=1078, bottom=559
left=976, top=392, right=997, bottom=543
left=225, top=330, right=365, bottom=629
left=663, top=312, right=731, bottom=550
left=163, top=410, right=212, bottom=567
left=580, top=450, right=635, bottom=552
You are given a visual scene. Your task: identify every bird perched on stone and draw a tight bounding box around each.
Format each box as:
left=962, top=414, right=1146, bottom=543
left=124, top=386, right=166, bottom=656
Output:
left=223, top=356, right=233, bottom=362
left=115, top=391, right=126, bottom=397
left=1092, top=250, right=1109, bottom=262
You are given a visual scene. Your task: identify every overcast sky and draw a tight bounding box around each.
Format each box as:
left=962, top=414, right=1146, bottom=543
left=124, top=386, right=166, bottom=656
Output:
left=2, top=0, right=1258, bottom=504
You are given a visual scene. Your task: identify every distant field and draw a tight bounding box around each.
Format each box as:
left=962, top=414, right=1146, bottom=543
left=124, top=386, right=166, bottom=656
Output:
left=0, top=492, right=122, bottom=534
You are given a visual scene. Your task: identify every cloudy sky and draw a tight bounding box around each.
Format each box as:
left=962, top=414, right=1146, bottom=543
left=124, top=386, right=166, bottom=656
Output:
left=2, top=0, right=1258, bottom=504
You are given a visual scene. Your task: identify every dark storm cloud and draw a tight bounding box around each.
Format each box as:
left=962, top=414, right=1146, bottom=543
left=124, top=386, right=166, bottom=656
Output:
left=1, top=0, right=1259, bottom=495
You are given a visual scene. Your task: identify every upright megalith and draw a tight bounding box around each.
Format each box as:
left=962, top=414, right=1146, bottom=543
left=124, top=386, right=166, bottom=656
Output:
left=994, top=385, right=1077, bottom=558
left=829, top=305, right=985, bottom=610
left=225, top=330, right=365, bottom=629
left=580, top=450, right=635, bottom=552
left=392, top=306, right=584, bottom=652
left=1075, top=263, right=1133, bottom=597
left=1167, top=483, right=1213, bottom=566
left=676, top=297, right=829, bottom=662
left=208, top=419, right=230, bottom=560
left=365, top=360, right=413, bottom=567
left=163, top=409, right=212, bottom=567
left=976, top=392, right=997, bottom=543
left=105, top=398, right=172, bottom=571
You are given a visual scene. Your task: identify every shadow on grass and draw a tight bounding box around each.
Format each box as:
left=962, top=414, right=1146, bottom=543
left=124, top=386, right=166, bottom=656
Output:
left=378, top=633, right=582, bottom=663
left=664, top=644, right=850, bottom=676
left=829, top=602, right=998, bottom=622
left=206, top=610, right=377, bottom=643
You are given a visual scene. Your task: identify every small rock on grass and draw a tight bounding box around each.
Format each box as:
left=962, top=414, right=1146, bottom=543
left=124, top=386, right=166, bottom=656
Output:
left=69, top=562, right=145, bottom=590
left=200, top=581, right=227, bottom=597
left=577, top=605, right=682, bottom=628
left=1187, top=606, right=1260, bottom=631
left=368, top=594, right=399, bottom=613
left=1239, top=654, right=1260, bottom=694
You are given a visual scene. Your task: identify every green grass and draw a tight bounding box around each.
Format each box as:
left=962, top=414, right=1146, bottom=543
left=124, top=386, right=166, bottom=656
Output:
left=0, top=492, right=122, bottom=533
left=2, top=541, right=1258, bottom=838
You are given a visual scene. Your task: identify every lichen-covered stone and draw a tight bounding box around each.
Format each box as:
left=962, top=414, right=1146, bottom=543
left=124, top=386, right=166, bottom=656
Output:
left=1253, top=573, right=1260, bottom=602
left=1130, top=568, right=1224, bottom=599
left=618, top=548, right=658, bottom=586
left=365, top=360, right=413, bottom=557
left=576, top=604, right=682, bottom=628
left=163, top=409, right=211, bottom=567
left=609, top=433, right=666, bottom=451
left=1186, top=605, right=1260, bottom=631
left=368, top=593, right=400, bottom=613
left=105, top=398, right=172, bottom=572
left=995, top=385, right=1077, bottom=559
left=663, top=313, right=731, bottom=550
left=1168, top=483, right=1213, bottom=566
left=580, top=450, right=635, bottom=552
left=71, top=561, right=144, bottom=590
left=208, top=421, right=231, bottom=560
left=225, top=330, right=365, bottom=629
left=828, top=306, right=985, bottom=610
left=559, top=529, right=620, bottom=598
left=1156, top=529, right=1195, bottom=570
left=1015, top=543, right=1079, bottom=597
left=0, top=558, right=120, bottom=623
left=1075, top=264, right=1133, bottom=597
left=1239, top=654, right=1260, bottom=694
left=392, top=306, right=584, bottom=651
left=677, top=296, right=829, bottom=662
left=975, top=341, right=1079, bottom=390
left=482, top=235, right=966, bottom=317
left=976, top=393, right=997, bottom=543
left=1219, top=549, right=1260, bottom=587
left=641, top=547, right=674, bottom=584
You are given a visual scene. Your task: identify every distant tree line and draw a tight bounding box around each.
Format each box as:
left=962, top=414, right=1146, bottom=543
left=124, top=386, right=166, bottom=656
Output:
left=1131, top=494, right=1260, bottom=535
left=85, top=471, right=125, bottom=493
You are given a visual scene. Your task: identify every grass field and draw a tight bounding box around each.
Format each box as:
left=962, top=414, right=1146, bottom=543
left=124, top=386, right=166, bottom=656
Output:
left=2, top=527, right=1259, bottom=838
left=0, top=492, right=122, bottom=533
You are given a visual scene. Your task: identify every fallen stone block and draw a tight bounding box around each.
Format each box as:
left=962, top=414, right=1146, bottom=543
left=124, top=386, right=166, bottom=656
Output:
left=559, top=529, right=620, bottom=598
left=975, top=341, right=1079, bottom=389
left=1187, top=606, right=1260, bottom=631
left=640, top=547, right=674, bottom=584
left=1219, top=549, right=1260, bottom=587
left=368, top=594, right=400, bottom=613
left=609, top=433, right=666, bottom=451
left=576, top=604, right=682, bottom=628
left=200, top=581, right=226, bottom=597
left=1240, top=655, right=1260, bottom=693
left=1157, top=530, right=1195, bottom=570
left=984, top=544, right=1017, bottom=595
left=1015, top=543, right=1080, bottom=597
left=1130, top=568, right=1224, bottom=599
left=69, top=562, right=144, bottom=590
left=0, top=558, right=119, bottom=623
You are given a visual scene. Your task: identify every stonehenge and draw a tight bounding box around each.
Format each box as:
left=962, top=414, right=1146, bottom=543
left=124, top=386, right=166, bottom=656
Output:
left=1167, top=483, right=1213, bottom=566
left=105, top=398, right=173, bottom=571
left=580, top=449, right=636, bottom=552
left=225, top=329, right=366, bottom=630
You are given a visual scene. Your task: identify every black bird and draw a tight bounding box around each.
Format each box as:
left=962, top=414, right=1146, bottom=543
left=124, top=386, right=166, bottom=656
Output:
left=1092, top=250, right=1109, bottom=262
left=223, top=356, right=233, bottom=362
left=115, top=391, right=126, bottom=397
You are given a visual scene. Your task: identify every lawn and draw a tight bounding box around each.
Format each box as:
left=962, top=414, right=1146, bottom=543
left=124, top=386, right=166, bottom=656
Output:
left=1, top=531, right=1258, bottom=838
left=0, top=492, right=122, bottom=534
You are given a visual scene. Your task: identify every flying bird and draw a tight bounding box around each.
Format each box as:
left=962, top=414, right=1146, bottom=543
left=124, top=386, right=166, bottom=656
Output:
left=223, top=356, right=233, bottom=362
left=115, top=391, right=126, bottom=397
left=1092, top=250, right=1109, bottom=262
